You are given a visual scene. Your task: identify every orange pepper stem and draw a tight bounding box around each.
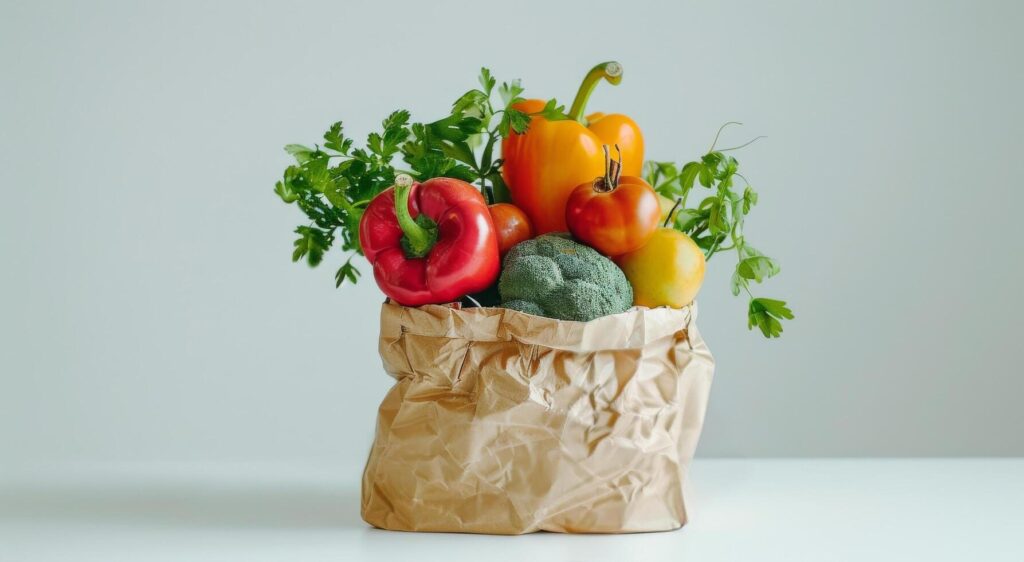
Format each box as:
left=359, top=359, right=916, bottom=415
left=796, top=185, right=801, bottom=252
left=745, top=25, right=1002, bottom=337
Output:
left=393, top=174, right=436, bottom=258
left=567, top=61, right=623, bottom=124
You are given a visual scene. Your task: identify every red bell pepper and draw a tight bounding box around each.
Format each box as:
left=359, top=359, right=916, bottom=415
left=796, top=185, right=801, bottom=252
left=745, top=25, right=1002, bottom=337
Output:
left=358, top=175, right=500, bottom=306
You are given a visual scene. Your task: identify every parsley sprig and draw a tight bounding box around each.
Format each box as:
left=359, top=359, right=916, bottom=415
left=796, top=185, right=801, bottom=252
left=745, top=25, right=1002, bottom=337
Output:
left=645, top=123, right=794, bottom=338
left=274, top=68, right=566, bottom=287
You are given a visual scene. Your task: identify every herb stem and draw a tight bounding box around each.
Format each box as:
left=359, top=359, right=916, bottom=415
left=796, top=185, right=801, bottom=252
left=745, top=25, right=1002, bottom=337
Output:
left=708, top=121, right=742, bottom=152
left=719, top=136, right=767, bottom=152
left=704, top=238, right=721, bottom=260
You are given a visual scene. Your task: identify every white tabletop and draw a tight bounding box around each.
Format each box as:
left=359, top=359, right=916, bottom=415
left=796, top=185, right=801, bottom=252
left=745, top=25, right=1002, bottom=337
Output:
left=2, top=459, right=1021, bottom=562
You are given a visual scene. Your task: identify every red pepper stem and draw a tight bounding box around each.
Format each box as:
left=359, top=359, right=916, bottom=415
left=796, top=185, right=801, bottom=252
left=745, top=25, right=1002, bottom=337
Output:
left=567, top=61, right=623, bottom=124
left=393, top=174, right=436, bottom=257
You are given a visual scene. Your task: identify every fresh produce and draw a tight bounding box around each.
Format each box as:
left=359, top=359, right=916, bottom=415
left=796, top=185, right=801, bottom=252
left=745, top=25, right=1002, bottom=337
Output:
left=358, top=175, right=499, bottom=306
left=498, top=234, right=632, bottom=322
left=274, top=64, right=793, bottom=337
left=274, top=68, right=563, bottom=288
left=565, top=146, right=661, bottom=256
left=643, top=123, right=793, bottom=337
left=501, top=62, right=644, bottom=234
left=615, top=228, right=706, bottom=309
left=488, top=203, right=534, bottom=256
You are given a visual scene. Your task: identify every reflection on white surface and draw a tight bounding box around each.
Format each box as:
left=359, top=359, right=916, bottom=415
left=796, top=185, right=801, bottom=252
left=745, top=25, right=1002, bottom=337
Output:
left=2, top=459, right=1022, bottom=562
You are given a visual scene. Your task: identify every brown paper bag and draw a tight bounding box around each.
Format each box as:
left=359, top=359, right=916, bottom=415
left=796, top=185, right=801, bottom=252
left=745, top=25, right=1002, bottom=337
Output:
left=361, top=301, right=715, bottom=534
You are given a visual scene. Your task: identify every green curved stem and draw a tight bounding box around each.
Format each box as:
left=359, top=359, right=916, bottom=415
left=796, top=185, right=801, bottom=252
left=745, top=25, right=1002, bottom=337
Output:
left=393, top=174, right=436, bottom=257
left=567, top=61, right=623, bottom=124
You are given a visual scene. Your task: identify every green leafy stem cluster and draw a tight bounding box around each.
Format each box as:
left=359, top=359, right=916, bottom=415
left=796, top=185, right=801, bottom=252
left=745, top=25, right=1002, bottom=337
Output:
left=275, top=69, right=792, bottom=337
left=645, top=123, right=793, bottom=337
left=274, top=68, right=562, bottom=287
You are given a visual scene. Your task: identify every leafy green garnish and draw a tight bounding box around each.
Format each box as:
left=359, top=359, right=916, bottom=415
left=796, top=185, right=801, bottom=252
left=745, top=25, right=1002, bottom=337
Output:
left=748, top=298, right=794, bottom=338
left=644, top=123, right=793, bottom=338
left=334, top=254, right=361, bottom=288
left=291, top=226, right=331, bottom=267
left=275, top=68, right=563, bottom=283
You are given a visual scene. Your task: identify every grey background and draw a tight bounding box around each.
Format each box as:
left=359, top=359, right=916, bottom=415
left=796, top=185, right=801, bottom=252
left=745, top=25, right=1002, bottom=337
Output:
left=1, top=0, right=1021, bottom=469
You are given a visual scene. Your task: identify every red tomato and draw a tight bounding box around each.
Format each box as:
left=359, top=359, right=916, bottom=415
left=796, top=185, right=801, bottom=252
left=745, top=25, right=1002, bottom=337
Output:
left=565, top=174, right=661, bottom=256
left=488, top=203, right=535, bottom=255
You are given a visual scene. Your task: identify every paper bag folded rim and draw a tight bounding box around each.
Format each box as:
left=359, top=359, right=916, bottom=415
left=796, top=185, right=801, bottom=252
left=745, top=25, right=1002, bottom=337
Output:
left=361, top=302, right=715, bottom=534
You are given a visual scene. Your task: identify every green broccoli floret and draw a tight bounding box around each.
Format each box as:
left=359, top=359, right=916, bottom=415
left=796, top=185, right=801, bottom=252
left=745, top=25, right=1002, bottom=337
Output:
left=498, top=234, right=633, bottom=321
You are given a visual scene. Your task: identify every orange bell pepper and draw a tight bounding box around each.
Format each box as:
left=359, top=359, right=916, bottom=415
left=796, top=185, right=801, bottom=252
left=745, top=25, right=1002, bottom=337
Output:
left=501, top=61, right=644, bottom=234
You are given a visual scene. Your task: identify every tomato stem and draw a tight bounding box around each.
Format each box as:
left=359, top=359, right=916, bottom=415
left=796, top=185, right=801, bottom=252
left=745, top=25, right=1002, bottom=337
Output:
left=393, top=174, right=436, bottom=258
left=567, top=61, right=623, bottom=124
left=594, top=144, right=622, bottom=192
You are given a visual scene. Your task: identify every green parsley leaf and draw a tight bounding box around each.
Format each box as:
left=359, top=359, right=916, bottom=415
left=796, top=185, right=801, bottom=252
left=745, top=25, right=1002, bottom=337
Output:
left=452, top=89, right=489, bottom=114
left=707, top=198, right=730, bottom=234
left=737, top=256, right=781, bottom=282
left=335, top=254, right=361, bottom=287
left=674, top=208, right=707, bottom=232
left=730, top=269, right=746, bottom=296
left=323, top=122, right=352, bottom=154
left=741, top=244, right=763, bottom=258
left=656, top=161, right=679, bottom=180
left=428, top=114, right=485, bottom=142
left=748, top=298, right=794, bottom=338
left=292, top=226, right=331, bottom=267
left=498, top=79, right=524, bottom=106
left=284, top=144, right=316, bottom=164
left=703, top=152, right=738, bottom=179
left=677, top=161, right=698, bottom=186
left=274, top=179, right=298, bottom=204
left=478, top=67, right=496, bottom=95
left=303, top=154, right=332, bottom=193
left=497, top=108, right=531, bottom=137
left=322, top=175, right=351, bottom=209
left=534, top=98, right=569, bottom=121
left=742, top=185, right=758, bottom=214
left=698, top=164, right=714, bottom=188
left=382, top=109, right=410, bottom=130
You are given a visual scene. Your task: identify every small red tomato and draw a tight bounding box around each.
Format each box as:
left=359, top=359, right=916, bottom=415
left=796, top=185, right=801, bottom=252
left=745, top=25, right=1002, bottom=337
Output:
left=488, top=203, right=535, bottom=255
left=565, top=147, right=661, bottom=256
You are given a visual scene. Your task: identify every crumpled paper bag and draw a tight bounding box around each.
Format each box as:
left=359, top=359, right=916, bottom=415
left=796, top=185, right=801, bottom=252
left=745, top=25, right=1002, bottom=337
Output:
left=361, top=301, right=715, bottom=534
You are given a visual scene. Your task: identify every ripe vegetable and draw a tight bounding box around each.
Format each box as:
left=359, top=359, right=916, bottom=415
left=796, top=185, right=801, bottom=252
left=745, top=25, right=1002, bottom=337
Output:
left=501, top=62, right=644, bottom=233
left=275, top=68, right=560, bottom=287
left=358, top=175, right=500, bottom=306
left=615, top=228, right=706, bottom=309
left=488, top=203, right=534, bottom=255
left=565, top=146, right=661, bottom=256
left=642, top=126, right=793, bottom=337
left=499, top=234, right=632, bottom=322
left=275, top=65, right=793, bottom=338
